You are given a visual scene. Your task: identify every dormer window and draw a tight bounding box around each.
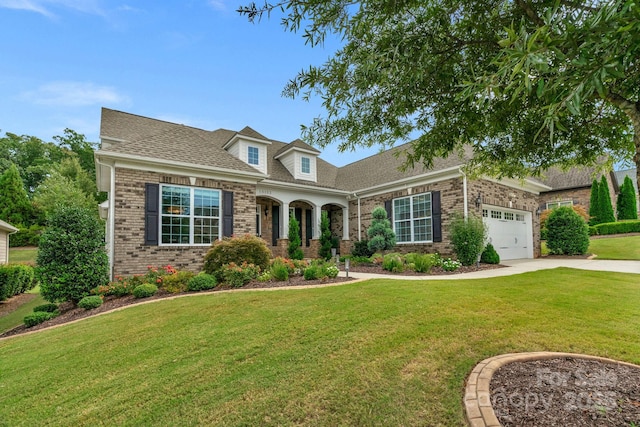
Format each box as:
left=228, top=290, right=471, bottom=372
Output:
left=301, top=156, right=311, bottom=174
left=248, top=146, right=259, bottom=165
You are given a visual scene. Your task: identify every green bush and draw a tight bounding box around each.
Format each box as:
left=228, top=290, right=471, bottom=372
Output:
left=323, top=264, right=339, bottom=278
left=440, top=258, right=461, bottom=272
left=270, top=259, right=290, bottom=281
left=546, top=206, right=590, bottom=255
left=203, top=234, right=271, bottom=281
left=9, top=224, right=44, bottom=247
left=33, top=303, right=58, bottom=313
left=617, top=176, right=638, bottom=220
left=352, top=240, right=374, bottom=258
left=92, top=276, right=140, bottom=297
left=407, top=253, right=438, bottom=273
left=288, top=216, right=304, bottom=260
left=0, top=264, right=36, bottom=301
left=77, top=295, right=103, bottom=310
left=24, top=311, right=57, bottom=328
left=319, top=211, right=333, bottom=260
left=160, top=270, right=195, bottom=293
left=367, top=207, right=396, bottom=253
left=36, top=206, right=109, bottom=304
left=382, top=253, right=404, bottom=272
left=221, top=262, right=260, bottom=287
left=591, top=220, right=640, bottom=235
left=187, top=273, right=217, bottom=291
left=449, top=213, right=486, bottom=266
left=480, top=243, right=501, bottom=264
left=303, top=264, right=320, bottom=280
left=133, top=283, right=158, bottom=299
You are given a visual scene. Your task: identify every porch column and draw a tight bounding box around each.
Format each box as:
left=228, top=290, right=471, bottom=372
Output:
left=281, top=202, right=290, bottom=238
left=313, top=204, right=322, bottom=239
left=342, top=206, right=350, bottom=240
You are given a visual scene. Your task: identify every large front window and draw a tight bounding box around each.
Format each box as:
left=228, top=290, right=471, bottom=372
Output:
left=393, top=193, right=432, bottom=243
left=161, top=185, right=220, bottom=245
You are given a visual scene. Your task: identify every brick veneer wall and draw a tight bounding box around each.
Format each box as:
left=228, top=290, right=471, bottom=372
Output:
left=348, top=177, right=542, bottom=257
left=112, top=168, right=256, bottom=276
left=539, top=187, right=591, bottom=211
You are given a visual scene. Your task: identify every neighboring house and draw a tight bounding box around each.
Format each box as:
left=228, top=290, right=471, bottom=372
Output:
left=96, top=108, right=578, bottom=277
left=537, top=166, right=617, bottom=214
left=614, top=169, right=640, bottom=215
left=0, top=219, right=18, bottom=265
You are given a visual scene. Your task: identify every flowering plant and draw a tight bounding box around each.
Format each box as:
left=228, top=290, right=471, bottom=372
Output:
left=221, top=262, right=261, bottom=287
left=441, top=258, right=462, bottom=272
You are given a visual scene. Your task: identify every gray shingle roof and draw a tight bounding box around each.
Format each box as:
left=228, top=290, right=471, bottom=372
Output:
left=614, top=169, right=638, bottom=193
left=537, top=165, right=603, bottom=191
left=274, top=138, right=321, bottom=158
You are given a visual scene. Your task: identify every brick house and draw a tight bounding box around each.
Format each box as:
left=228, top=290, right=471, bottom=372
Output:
left=96, top=108, right=608, bottom=277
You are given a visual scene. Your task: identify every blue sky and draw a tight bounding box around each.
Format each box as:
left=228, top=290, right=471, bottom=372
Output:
left=0, top=0, right=382, bottom=166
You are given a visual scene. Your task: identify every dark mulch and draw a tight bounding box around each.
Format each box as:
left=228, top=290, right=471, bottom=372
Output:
left=491, top=357, right=640, bottom=427
left=347, top=262, right=505, bottom=276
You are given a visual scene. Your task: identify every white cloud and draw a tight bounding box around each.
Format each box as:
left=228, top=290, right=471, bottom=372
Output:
left=21, top=81, right=130, bottom=107
left=0, top=0, right=104, bottom=17
left=208, top=0, right=226, bottom=11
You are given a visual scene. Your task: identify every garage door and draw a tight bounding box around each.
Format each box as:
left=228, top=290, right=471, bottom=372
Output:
left=482, top=206, right=533, bottom=260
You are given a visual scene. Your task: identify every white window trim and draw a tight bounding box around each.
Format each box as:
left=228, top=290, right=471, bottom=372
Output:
left=248, top=146, right=260, bottom=166
left=393, top=192, right=433, bottom=244
left=159, top=184, right=222, bottom=246
left=546, top=200, right=573, bottom=210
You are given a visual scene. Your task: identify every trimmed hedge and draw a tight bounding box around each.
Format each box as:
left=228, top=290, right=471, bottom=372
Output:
left=0, top=264, right=36, bottom=301
left=24, top=311, right=57, bottom=328
left=203, top=235, right=271, bottom=281
left=546, top=207, right=590, bottom=255
left=187, top=273, right=217, bottom=291
left=78, top=295, right=103, bottom=310
left=590, top=220, right=640, bottom=236
left=33, top=303, right=58, bottom=313
left=133, top=283, right=158, bottom=298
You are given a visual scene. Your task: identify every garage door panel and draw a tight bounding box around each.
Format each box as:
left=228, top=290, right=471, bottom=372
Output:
left=483, top=207, right=532, bottom=260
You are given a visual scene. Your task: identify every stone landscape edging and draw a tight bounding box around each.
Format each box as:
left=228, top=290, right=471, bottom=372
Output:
left=464, top=351, right=640, bottom=427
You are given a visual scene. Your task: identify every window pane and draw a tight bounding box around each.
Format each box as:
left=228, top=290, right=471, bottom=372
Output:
left=248, top=146, right=259, bottom=165
left=162, top=186, right=190, bottom=215
left=412, top=193, right=431, bottom=219
left=395, top=220, right=411, bottom=242
left=194, top=189, right=219, bottom=217
left=161, top=216, right=190, bottom=244
left=301, top=157, right=310, bottom=174
left=194, top=218, right=219, bottom=244
left=394, top=198, right=411, bottom=221
left=413, top=218, right=432, bottom=242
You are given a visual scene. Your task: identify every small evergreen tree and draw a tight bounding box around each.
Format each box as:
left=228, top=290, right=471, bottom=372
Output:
left=0, top=163, right=33, bottom=225
left=37, top=206, right=109, bottom=304
left=617, top=176, right=638, bottom=220
left=367, top=206, right=396, bottom=252
left=588, top=179, right=600, bottom=226
left=318, top=210, right=333, bottom=260
left=546, top=206, right=590, bottom=255
left=598, top=175, right=616, bottom=224
left=288, top=215, right=304, bottom=260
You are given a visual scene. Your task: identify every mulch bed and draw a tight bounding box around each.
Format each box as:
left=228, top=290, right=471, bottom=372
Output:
left=347, top=262, right=505, bottom=276
left=0, top=293, right=38, bottom=317
left=491, top=357, right=640, bottom=426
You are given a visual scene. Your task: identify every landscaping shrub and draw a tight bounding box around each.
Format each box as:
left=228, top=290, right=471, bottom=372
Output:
left=303, top=264, right=321, bottom=280
left=77, top=295, right=103, bottom=310
left=598, top=175, right=616, bottom=224
left=591, top=220, right=640, bottom=236
left=144, top=265, right=177, bottom=286
left=480, top=243, right=501, bottom=264
left=24, top=311, right=57, bottom=328
left=160, top=270, right=195, bottom=293
left=588, top=178, right=601, bottom=225
left=203, top=235, right=271, bottom=280
left=187, top=273, right=217, bottom=291
left=382, top=253, right=404, bottom=272
left=440, top=258, right=461, bottom=272
left=0, top=264, right=36, bottom=300
left=221, top=262, right=260, bottom=287
left=270, top=259, right=290, bottom=281
left=36, top=206, right=109, bottom=304
left=92, top=275, right=141, bottom=297
left=133, top=283, right=158, bottom=299
left=287, top=216, right=304, bottom=260
left=323, top=264, right=339, bottom=278
left=351, top=239, right=374, bottom=257
left=449, top=213, right=486, bottom=265
left=9, top=224, right=43, bottom=247
left=546, top=206, right=590, bottom=255
left=367, top=207, right=396, bottom=253
left=408, top=253, right=438, bottom=273
left=318, top=210, right=333, bottom=260
left=616, top=176, right=638, bottom=220
left=33, top=303, right=58, bottom=313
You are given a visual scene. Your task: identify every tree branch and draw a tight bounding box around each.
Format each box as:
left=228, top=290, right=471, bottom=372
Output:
left=515, top=0, right=545, bottom=27
left=606, top=92, right=638, bottom=117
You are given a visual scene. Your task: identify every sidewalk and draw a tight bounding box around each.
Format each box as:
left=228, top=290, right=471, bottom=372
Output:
left=338, top=258, right=640, bottom=281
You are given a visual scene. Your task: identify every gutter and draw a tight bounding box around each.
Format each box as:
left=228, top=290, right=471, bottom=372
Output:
left=459, top=168, right=469, bottom=219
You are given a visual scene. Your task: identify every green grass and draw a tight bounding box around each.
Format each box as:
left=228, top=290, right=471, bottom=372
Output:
left=0, top=286, right=45, bottom=334
left=1, top=269, right=639, bottom=426
left=589, top=235, right=640, bottom=260
left=8, top=246, right=37, bottom=265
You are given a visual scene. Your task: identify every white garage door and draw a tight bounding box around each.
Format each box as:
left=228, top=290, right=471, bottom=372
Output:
left=483, top=206, right=533, bottom=260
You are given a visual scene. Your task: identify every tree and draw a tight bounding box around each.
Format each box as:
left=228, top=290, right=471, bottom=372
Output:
left=546, top=206, right=590, bottom=255
left=598, top=175, right=616, bottom=224
left=33, top=170, right=96, bottom=220
left=588, top=179, right=601, bottom=226
left=318, top=210, right=333, bottom=260
left=366, top=206, right=395, bottom=253
left=617, top=176, right=638, bottom=220
left=287, top=215, right=304, bottom=260
left=0, top=163, right=33, bottom=225
left=36, top=206, right=109, bottom=304
left=239, top=1, right=639, bottom=190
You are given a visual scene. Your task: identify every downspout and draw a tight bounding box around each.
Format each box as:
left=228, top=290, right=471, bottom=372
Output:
left=95, top=156, right=116, bottom=280
left=460, top=168, right=468, bottom=219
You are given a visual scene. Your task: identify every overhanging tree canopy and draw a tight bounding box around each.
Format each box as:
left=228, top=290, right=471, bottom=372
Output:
left=239, top=0, right=640, bottom=189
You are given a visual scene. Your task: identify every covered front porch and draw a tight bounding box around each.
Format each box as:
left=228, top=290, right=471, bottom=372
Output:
left=255, top=184, right=351, bottom=258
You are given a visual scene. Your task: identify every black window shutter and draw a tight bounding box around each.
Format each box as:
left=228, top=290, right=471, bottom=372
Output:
left=384, top=200, right=392, bottom=221
left=223, top=191, right=234, bottom=237
left=145, top=183, right=159, bottom=245
left=432, top=191, right=442, bottom=242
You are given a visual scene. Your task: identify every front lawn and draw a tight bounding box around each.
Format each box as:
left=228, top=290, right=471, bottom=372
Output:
left=589, top=235, right=640, bottom=260
left=0, top=286, right=45, bottom=334
left=0, top=268, right=639, bottom=426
